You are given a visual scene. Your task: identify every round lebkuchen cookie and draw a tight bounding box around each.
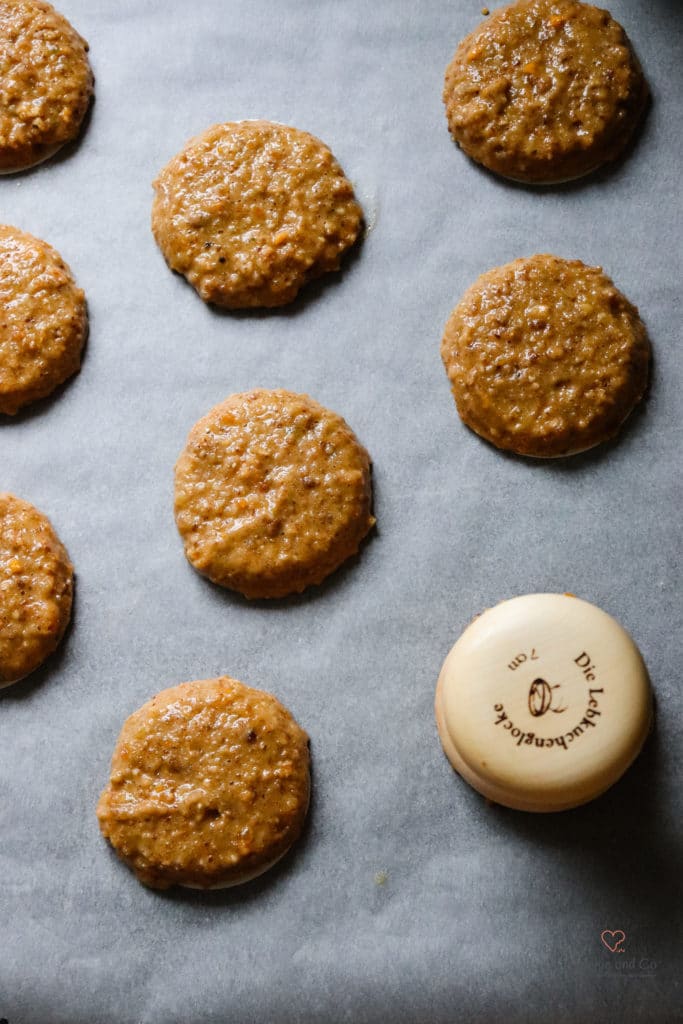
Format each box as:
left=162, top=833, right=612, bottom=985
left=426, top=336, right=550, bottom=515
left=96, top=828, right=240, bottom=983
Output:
left=0, top=225, right=87, bottom=415
left=440, top=255, right=650, bottom=458
left=443, top=0, right=647, bottom=184
left=174, top=389, right=374, bottom=598
left=0, top=0, right=93, bottom=173
left=151, top=120, right=363, bottom=308
left=0, top=492, right=73, bottom=686
left=97, top=677, right=311, bottom=890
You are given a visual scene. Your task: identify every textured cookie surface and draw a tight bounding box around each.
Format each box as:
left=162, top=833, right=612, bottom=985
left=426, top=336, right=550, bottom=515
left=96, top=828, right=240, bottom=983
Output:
left=443, top=0, right=647, bottom=183
left=97, top=677, right=311, bottom=890
left=441, top=255, right=649, bottom=457
left=0, top=224, right=87, bottom=414
left=0, top=492, right=73, bottom=685
left=175, top=389, right=374, bottom=598
left=0, top=0, right=93, bottom=172
left=152, top=120, right=363, bottom=308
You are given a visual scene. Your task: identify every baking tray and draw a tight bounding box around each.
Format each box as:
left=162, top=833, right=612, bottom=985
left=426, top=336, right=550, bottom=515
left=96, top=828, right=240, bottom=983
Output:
left=1, top=1, right=681, bottom=1021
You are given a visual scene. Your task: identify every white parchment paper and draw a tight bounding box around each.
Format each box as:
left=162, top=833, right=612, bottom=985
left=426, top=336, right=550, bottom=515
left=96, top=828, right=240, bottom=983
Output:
left=1, top=1, right=681, bottom=1021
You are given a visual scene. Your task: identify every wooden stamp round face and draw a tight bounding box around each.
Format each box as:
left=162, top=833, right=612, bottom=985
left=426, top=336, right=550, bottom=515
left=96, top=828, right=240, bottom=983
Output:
left=0, top=493, right=73, bottom=686
left=152, top=120, right=363, bottom=309
left=97, top=677, right=311, bottom=890
left=443, top=0, right=647, bottom=184
left=435, top=594, right=652, bottom=812
left=174, top=389, right=374, bottom=599
left=0, top=0, right=93, bottom=173
left=441, top=255, right=650, bottom=458
left=0, top=225, right=87, bottom=414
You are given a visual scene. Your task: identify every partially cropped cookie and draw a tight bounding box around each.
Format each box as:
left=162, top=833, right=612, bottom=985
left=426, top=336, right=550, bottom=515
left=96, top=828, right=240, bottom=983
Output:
left=175, top=389, right=374, bottom=598
left=0, top=493, right=73, bottom=686
left=443, top=0, right=647, bottom=183
left=97, top=677, right=311, bottom=890
left=0, top=0, right=93, bottom=173
left=441, top=255, right=650, bottom=457
left=152, top=120, right=363, bottom=308
left=0, top=225, right=87, bottom=414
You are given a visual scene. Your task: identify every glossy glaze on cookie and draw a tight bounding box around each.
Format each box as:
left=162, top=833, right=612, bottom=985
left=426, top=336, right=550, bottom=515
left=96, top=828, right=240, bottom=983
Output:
left=97, top=677, right=310, bottom=889
left=441, top=255, right=649, bottom=457
left=174, top=389, right=374, bottom=598
left=0, top=493, right=73, bottom=685
left=0, top=225, right=87, bottom=414
left=0, top=0, right=93, bottom=172
left=152, top=121, right=362, bottom=308
left=443, top=0, right=647, bottom=183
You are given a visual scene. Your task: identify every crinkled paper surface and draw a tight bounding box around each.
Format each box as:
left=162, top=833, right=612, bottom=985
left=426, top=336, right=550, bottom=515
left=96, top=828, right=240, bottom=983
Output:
left=1, top=1, right=681, bottom=1021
